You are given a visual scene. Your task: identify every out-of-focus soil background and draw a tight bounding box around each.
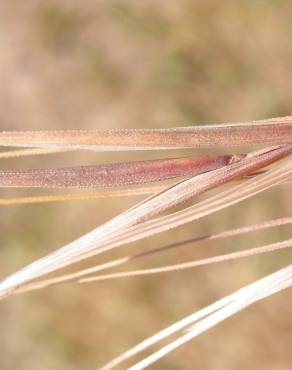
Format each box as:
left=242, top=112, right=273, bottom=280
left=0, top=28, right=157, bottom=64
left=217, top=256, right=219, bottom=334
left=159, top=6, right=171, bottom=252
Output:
left=0, top=1, right=292, bottom=369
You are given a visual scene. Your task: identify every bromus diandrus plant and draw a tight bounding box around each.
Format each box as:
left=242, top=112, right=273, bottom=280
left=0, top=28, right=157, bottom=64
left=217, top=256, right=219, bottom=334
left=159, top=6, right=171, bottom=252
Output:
left=0, top=116, right=292, bottom=369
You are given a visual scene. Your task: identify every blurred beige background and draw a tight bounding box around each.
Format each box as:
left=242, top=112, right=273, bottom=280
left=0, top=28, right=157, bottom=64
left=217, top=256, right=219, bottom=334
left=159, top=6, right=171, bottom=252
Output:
left=0, top=1, right=292, bottom=369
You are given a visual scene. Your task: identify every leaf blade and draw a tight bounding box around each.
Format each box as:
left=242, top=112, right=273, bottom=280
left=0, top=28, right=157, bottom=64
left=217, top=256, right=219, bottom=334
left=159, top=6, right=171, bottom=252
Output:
left=1, top=118, right=292, bottom=150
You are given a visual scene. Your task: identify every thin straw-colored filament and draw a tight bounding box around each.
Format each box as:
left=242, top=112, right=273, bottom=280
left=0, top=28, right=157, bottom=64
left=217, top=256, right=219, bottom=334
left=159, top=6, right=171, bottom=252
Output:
left=15, top=216, right=292, bottom=293
left=0, top=186, right=165, bottom=206
left=79, top=237, right=292, bottom=283
left=0, top=147, right=72, bottom=159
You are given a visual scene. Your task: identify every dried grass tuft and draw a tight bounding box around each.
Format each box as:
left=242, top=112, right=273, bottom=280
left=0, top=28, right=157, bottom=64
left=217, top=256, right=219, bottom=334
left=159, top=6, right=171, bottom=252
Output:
left=0, top=116, right=292, bottom=369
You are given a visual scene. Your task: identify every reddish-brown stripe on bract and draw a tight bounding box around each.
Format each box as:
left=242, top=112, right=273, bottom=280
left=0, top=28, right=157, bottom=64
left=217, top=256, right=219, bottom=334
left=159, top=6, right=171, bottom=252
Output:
left=0, top=155, right=238, bottom=188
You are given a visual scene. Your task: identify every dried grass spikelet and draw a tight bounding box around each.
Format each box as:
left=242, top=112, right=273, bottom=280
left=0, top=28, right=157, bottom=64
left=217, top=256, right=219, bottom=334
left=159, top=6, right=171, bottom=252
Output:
left=0, top=116, right=292, bottom=369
